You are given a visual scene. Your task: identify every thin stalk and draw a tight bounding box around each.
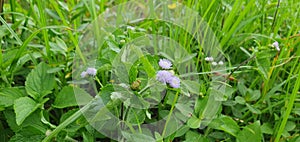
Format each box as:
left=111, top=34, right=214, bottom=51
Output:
left=161, top=90, right=180, bottom=138
left=36, top=0, right=52, bottom=62
left=274, top=61, right=300, bottom=142
left=9, top=0, right=15, bottom=23
left=42, top=102, right=93, bottom=142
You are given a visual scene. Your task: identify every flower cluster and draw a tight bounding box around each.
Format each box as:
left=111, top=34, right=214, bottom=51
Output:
left=205, top=56, right=224, bottom=66
left=81, top=67, right=97, bottom=78
left=156, top=59, right=180, bottom=88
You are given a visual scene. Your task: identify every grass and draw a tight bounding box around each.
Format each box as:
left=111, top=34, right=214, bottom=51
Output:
left=0, top=0, right=299, bottom=142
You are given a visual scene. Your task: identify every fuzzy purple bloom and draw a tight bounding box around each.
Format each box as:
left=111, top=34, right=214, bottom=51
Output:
left=169, top=76, right=180, bottom=88
left=159, top=59, right=172, bottom=69
left=156, top=70, right=173, bottom=84
left=86, top=67, right=97, bottom=76
left=81, top=71, right=87, bottom=78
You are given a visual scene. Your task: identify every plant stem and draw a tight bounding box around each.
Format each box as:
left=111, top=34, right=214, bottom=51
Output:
left=161, top=90, right=179, bottom=138
left=274, top=64, right=300, bottom=142
left=42, top=102, right=93, bottom=142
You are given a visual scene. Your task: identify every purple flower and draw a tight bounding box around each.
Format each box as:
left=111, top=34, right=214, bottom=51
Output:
left=272, top=41, right=280, bottom=51
left=86, top=67, right=97, bottom=76
left=159, top=59, right=172, bottom=69
left=156, top=70, right=173, bottom=84
left=156, top=70, right=181, bottom=88
left=169, top=76, right=180, bottom=88
left=81, top=71, right=87, bottom=78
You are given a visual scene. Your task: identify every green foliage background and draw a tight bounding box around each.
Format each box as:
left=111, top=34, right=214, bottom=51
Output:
left=0, top=0, right=299, bottom=141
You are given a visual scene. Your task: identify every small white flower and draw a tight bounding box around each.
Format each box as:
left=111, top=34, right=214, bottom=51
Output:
left=272, top=41, right=280, bottom=51
left=205, top=56, right=214, bottom=62
left=120, top=39, right=126, bottom=43
left=127, top=26, right=135, bottom=31
left=212, top=62, right=218, bottom=66
left=218, top=61, right=224, bottom=65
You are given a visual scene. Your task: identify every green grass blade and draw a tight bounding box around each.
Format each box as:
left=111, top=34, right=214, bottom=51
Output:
left=0, top=16, right=23, bottom=45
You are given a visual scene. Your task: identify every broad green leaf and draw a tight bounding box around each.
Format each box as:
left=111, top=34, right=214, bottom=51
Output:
left=261, top=123, right=273, bottom=134
left=184, top=130, right=209, bottom=142
left=237, top=81, right=247, bottom=96
left=176, top=103, right=193, bottom=117
left=25, top=62, right=55, bottom=100
left=246, top=103, right=261, bottom=114
left=237, top=121, right=262, bottom=142
left=99, top=84, right=114, bottom=105
left=235, top=96, right=246, bottom=104
left=208, top=115, right=240, bottom=136
left=53, top=86, right=93, bottom=108
left=187, top=115, right=201, bottom=129
left=245, top=90, right=261, bottom=102
left=3, top=110, right=22, bottom=132
left=126, top=108, right=145, bottom=125
left=194, top=96, right=208, bottom=117
left=285, top=121, right=296, bottom=132
left=122, top=132, right=156, bottom=142
left=14, top=97, right=39, bottom=125
left=181, top=80, right=200, bottom=95
left=0, top=87, right=25, bottom=107
left=174, top=125, right=190, bottom=138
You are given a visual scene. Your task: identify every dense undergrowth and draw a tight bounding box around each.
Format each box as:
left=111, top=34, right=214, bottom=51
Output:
left=0, top=0, right=299, bottom=141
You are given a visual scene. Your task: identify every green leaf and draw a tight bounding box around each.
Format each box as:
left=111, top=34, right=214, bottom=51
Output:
left=99, top=84, right=114, bottom=105
left=181, top=80, right=201, bottom=95
left=122, top=132, right=156, bottom=142
left=3, top=110, right=22, bottom=132
left=126, top=108, right=145, bottom=125
left=184, top=130, right=209, bottom=142
left=9, top=134, right=44, bottom=142
left=246, top=103, right=261, bottom=114
left=187, top=115, right=201, bottom=129
left=14, top=97, right=39, bottom=125
left=25, top=62, right=55, bottom=100
left=237, top=81, right=247, bottom=96
left=209, top=115, right=240, bottom=136
left=261, top=123, right=273, bottom=134
left=53, top=86, right=93, bottom=108
left=194, top=96, right=208, bottom=117
left=237, top=121, right=262, bottom=142
left=0, top=87, right=25, bottom=107
left=285, top=121, right=296, bottom=132
left=176, top=103, right=193, bottom=117
left=245, top=90, right=261, bottom=102
left=235, top=96, right=246, bottom=104
left=82, top=131, right=94, bottom=142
